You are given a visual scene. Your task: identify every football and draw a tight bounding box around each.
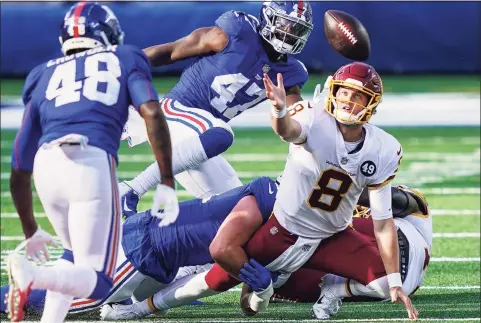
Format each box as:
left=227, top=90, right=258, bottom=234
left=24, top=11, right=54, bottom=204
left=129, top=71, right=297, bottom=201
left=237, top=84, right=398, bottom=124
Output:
left=324, top=10, right=371, bottom=61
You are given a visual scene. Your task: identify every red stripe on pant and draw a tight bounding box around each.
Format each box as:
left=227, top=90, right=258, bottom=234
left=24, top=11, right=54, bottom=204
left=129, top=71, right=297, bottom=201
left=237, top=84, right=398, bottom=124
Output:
left=105, top=155, right=120, bottom=277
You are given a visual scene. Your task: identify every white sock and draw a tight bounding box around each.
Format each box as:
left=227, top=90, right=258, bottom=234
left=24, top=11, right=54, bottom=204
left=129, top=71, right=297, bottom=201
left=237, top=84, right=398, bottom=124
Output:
left=33, top=265, right=98, bottom=298
left=124, top=162, right=161, bottom=196
left=126, top=136, right=208, bottom=196
left=321, top=274, right=349, bottom=298
left=134, top=271, right=218, bottom=315
left=40, top=290, right=74, bottom=323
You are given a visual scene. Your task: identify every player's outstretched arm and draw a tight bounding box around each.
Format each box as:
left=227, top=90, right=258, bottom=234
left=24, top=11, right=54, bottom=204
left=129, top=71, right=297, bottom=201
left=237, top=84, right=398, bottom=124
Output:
left=144, top=27, right=228, bottom=66
left=264, top=73, right=306, bottom=143
left=209, top=196, right=264, bottom=278
left=370, top=184, right=418, bottom=320
left=139, top=100, right=175, bottom=189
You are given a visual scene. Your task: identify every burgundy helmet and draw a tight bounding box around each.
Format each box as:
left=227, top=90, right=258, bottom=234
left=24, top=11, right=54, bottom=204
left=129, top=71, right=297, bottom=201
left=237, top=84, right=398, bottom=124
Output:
left=325, top=62, right=383, bottom=124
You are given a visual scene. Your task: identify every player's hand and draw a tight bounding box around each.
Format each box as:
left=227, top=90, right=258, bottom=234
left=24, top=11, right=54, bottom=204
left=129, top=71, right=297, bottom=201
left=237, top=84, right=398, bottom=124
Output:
left=263, top=73, right=286, bottom=111
left=239, top=259, right=273, bottom=292
left=20, top=228, right=59, bottom=264
left=390, top=286, right=419, bottom=320
left=151, top=184, right=179, bottom=227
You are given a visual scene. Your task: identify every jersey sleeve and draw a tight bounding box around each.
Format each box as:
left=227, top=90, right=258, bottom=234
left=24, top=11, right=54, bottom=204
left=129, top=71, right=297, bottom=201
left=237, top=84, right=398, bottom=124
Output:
left=286, top=100, right=314, bottom=144
left=248, top=177, right=277, bottom=223
left=282, top=58, right=309, bottom=89
left=11, top=102, right=41, bottom=172
left=368, top=143, right=403, bottom=190
left=122, top=46, right=159, bottom=111
left=368, top=183, right=393, bottom=220
left=215, top=11, right=257, bottom=40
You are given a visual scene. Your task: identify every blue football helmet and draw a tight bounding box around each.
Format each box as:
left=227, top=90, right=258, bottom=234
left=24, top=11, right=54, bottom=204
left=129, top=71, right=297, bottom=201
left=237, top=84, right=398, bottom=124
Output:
left=259, top=1, right=314, bottom=55
left=59, top=2, right=124, bottom=55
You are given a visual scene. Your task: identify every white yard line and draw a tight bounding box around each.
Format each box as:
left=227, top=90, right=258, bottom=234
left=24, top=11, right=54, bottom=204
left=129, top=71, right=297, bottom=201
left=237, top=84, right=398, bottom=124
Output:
left=2, top=210, right=479, bottom=219
left=1, top=171, right=283, bottom=180
left=1, top=234, right=479, bottom=241
left=433, top=233, right=480, bottom=238
left=1, top=151, right=480, bottom=164
left=1, top=189, right=480, bottom=199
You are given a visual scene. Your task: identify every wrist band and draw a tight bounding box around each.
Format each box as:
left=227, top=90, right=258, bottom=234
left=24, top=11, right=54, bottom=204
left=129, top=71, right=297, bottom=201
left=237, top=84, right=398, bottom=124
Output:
left=272, top=106, right=287, bottom=119
left=387, top=273, right=402, bottom=288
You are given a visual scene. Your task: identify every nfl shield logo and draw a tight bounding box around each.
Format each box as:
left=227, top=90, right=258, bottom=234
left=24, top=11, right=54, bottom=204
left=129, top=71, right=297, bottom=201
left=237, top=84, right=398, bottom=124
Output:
left=262, top=64, right=271, bottom=74
left=341, top=157, right=348, bottom=165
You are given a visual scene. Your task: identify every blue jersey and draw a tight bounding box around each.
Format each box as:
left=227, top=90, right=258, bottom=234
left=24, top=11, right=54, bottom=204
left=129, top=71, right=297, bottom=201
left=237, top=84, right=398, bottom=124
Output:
left=122, top=176, right=278, bottom=284
left=11, top=45, right=158, bottom=171
left=167, top=11, right=308, bottom=122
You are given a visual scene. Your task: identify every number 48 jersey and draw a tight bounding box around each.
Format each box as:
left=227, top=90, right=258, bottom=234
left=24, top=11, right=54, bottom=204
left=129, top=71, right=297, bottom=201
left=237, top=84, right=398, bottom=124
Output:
left=12, top=45, right=158, bottom=172
left=274, top=101, right=403, bottom=239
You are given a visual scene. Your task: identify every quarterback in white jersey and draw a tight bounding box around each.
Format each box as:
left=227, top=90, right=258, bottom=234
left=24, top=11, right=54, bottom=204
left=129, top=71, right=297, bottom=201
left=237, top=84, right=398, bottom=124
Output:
left=259, top=62, right=418, bottom=320
left=262, top=185, right=431, bottom=318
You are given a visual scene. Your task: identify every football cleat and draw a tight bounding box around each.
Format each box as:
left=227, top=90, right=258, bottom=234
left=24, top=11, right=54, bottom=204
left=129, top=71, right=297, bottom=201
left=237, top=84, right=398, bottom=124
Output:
left=312, top=289, right=342, bottom=320
left=100, top=303, right=167, bottom=320
left=6, top=254, right=35, bottom=322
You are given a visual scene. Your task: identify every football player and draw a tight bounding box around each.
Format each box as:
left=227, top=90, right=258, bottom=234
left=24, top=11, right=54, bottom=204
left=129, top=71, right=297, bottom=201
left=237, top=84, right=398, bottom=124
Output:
left=0, top=181, right=430, bottom=320
left=6, top=2, right=176, bottom=323
left=177, top=62, right=418, bottom=320
left=0, top=177, right=278, bottom=318
left=119, top=1, right=314, bottom=211
left=97, top=184, right=429, bottom=321
left=264, top=186, right=432, bottom=319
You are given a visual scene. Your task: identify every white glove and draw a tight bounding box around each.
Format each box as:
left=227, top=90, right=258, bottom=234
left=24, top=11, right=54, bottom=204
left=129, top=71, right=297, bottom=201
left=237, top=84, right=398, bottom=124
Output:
left=151, top=184, right=180, bottom=227
left=15, top=228, right=59, bottom=264
left=312, top=75, right=332, bottom=105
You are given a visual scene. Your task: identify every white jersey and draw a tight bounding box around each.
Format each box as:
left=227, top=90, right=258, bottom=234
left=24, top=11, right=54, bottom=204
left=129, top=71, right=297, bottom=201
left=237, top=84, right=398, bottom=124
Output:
left=274, top=101, right=403, bottom=238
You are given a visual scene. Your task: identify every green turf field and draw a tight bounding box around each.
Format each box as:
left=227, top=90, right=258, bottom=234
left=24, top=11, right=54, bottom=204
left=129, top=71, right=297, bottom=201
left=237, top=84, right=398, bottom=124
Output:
left=0, top=126, right=480, bottom=322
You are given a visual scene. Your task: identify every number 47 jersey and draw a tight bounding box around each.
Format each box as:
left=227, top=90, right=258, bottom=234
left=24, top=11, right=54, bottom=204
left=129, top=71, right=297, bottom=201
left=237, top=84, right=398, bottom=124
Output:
left=166, top=11, right=308, bottom=122
left=274, top=101, right=403, bottom=239
left=12, top=45, right=158, bottom=172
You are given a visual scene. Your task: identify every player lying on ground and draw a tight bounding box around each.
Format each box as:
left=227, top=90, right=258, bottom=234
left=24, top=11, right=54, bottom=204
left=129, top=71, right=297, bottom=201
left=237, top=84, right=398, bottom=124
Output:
left=1, top=177, right=277, bottom=318
left=6, top=2, right=177, bottom=323
left=119, top=1, right=313, bottom=209
left=99, top=185, right=430, bottom=321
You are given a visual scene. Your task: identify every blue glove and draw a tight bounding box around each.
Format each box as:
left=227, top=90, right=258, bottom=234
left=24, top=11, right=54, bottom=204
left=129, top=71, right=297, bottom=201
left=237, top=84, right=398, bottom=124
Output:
left=239, top=259, right=276, bottom=292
